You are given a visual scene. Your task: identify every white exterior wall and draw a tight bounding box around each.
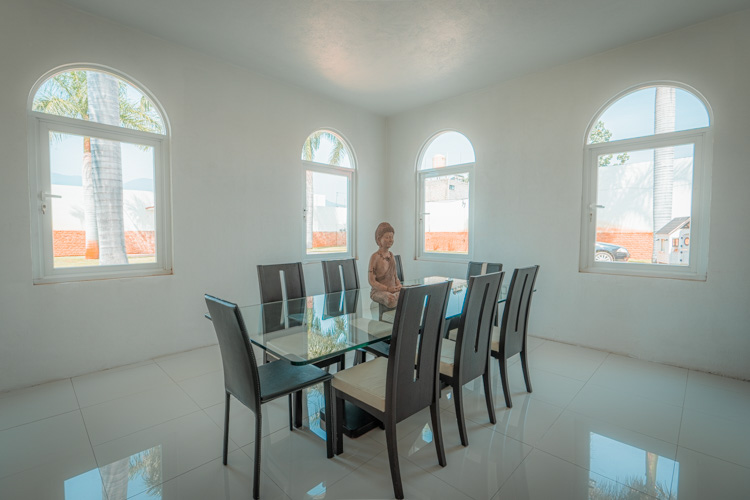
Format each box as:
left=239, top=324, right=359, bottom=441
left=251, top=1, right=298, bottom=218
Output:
left=0, top=0, right=386, bottom=392
left=386, top=11, right=750, bottom=379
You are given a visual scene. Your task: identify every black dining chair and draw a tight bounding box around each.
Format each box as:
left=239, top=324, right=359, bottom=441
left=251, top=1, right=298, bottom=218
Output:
left=491, top=265, right=540, bottom=408
left=466, top=261, right=502, bottom=280
left=205, top=294, right=334, bottom=500
left=257, top=263, right=345, bottom=429
left=438, top=272, right=504, bottom=446
left=332, top=281, right=452, bottom=500
left=394, top=254, right=405, bottom=282
left=321, top=258, right=360, bottom=292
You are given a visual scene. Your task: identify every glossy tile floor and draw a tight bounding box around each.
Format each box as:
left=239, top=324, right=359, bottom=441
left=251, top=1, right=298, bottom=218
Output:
left=2, top=337, right=749, bottom=499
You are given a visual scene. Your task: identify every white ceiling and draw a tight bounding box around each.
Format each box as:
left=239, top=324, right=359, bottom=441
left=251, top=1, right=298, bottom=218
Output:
left=58, top=0, right=750, bottom=115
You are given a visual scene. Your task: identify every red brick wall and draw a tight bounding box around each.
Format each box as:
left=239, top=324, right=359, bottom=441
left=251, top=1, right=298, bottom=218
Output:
left=312, top=231, right=347, bottom=248
left=425, top=231, right=468, bottom=253
left=53, top=230, right=155, bottom=257
left=596, top=229, right=653, bottom=261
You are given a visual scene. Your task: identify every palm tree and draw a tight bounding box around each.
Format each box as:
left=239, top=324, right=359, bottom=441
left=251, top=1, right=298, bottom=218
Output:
left=33, top=70, right=162, bottom=265
left=652, top=87, right=676, bottom=262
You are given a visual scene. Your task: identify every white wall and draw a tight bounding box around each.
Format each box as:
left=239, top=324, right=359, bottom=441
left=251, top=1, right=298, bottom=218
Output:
left=0, top=0, right=386, bottom=392
left=386, top=11, right=750, bottom=379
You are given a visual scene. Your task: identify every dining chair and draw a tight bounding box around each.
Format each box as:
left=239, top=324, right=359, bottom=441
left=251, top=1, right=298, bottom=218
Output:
left=205, top=294, right=334, bottom=500
left=257, top=262, right=345, bottom=429
left=466, top=261, right=502, bottom=280
left=394, top=254, right=404, bottom=282
left=491, top=265, right=540, bottom=408
left=321, top=258, right=360, bottom=292
left=332, top=281, right=452, bottom=499
left=438, top=271, right=503, bottom=446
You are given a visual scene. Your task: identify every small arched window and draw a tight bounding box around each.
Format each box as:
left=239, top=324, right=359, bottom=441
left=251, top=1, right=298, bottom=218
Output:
left=301, top=129, right=356, bottom=258
left=580, top=83, right=712, bottom=280
left=417, top=131, right=475, bottom=259
left=28, top=65, right=171, bottom=283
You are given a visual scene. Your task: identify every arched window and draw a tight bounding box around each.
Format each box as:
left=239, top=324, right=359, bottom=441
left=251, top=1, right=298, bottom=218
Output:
left=417, top=131, right=475, bottom=259
left=28, top=65, right=171, bottom=283
left=580, top=83, right=712, bottom=280
left=301, top=129, right=356, bottom=258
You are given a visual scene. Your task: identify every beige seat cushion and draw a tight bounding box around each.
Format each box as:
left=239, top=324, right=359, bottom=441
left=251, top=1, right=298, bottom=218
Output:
left=447, top=328, right=458, bottom=341
left=439, top=339, right=456, bottom=377
left=332, top=357, right=388, bottom=412
left=490, top=326, right=500, bottom=352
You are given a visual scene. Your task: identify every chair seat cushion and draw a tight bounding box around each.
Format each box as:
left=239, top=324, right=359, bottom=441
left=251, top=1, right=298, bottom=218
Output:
left=447, top=328, right=458, bottom=341
left=364, top=340, right=390, bottom=358
left=490, top=326, right=500, bottom=352
left=439, top=339, right=456, bottom=377
left=332, top=357, right=388, bottom=412
left=258, top=360, right=332, bottom=402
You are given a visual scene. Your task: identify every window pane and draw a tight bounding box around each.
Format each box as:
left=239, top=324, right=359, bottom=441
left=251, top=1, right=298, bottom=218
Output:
left=595, top=145, right=694, bottom=265
left=423, top=173, right=469, bottom=254
left=33, top=70, right=165, bottom=134
left=589, top=87, right=709, bottom=144
left=301, top=130, right=352, bottom=168
left=305, top=171, right=349, bottom=254
left=50, top=131, right=157, bottom=268
left=420, top=131, right=475, bottom=170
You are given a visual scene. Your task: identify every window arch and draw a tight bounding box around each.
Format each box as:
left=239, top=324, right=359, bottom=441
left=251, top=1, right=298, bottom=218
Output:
left=301, top=129, right=356, bottom=258
left=580, top=82, right=712, bottom=280
left=417, top=131, right=475, bottom=260
left=28, top=65, right=172, bottom=283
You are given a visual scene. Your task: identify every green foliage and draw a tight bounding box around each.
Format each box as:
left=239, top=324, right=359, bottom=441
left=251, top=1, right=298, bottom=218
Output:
left=302, top=130, right=346, bottom=166
left=590, top=120, right=630, bottom=167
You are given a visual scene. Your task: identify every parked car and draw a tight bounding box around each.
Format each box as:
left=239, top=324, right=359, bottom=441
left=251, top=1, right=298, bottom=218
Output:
left=595, top=241, right=630, bottom=262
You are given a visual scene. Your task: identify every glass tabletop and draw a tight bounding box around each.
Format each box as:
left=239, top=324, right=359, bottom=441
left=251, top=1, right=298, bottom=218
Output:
left=221, top=276, right=510, bottom=366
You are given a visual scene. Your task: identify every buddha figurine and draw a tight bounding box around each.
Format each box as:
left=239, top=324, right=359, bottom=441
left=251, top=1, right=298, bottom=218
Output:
left=369, top=222, right=402, bottom=308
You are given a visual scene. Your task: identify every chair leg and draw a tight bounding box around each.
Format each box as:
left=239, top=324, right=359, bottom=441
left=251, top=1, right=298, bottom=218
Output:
left=287, top=394, right=293, bottom=431
left=253, top=409, right=262, bottom=500
left=338, top=355, right=345, bottom=372
left=430, top=402, right=447, bottom=467
left=294, top=390, right=303, bottom=428
left=498, top=357, right=513, bottom=408
left=520, top=349, right=533, bottom=393
left=385, top=420, right=404, bottom=499
left=452, top=383, right=469, bottom=447
left=222, top=392, right=230, bottom=465
left=323, top=380, right=333, bottom=459
left=354, top=350, right=365, bottom=365
left=482, top=369, right=497, bottom=425
left=335, top=393, right=345, bottom=455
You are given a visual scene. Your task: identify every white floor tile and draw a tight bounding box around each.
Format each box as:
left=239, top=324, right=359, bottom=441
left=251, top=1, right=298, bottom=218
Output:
left=528, top=342, right=607, bottom=381
left=177, top=369, right=226, bottom=409
left=568, top=383, right=683, bottom=444
left=154, top=345, right=222, bottom=382
left=494, top=449, right=658, bottom=500
left=0, top=379, right=78, bottom=431
left=72, top=361, right=173, bottom=408
left=81, top=382, right=200, bottom=446
left=536, top=410, right=677, bottom=498
left=480, top=394, right=565, bottom=447
left=129, top=449, right=291, bottom=500
left=678, top=408, right=750, bottom=468
left=204, top=396, right=293, bottom=448
left=671, top=446, right=750, bottom=500
left=684, top=372, right=750, bottom=425
left=0, top=410, right=93, bottom=479
left=589, top=354, right=688, bottom=406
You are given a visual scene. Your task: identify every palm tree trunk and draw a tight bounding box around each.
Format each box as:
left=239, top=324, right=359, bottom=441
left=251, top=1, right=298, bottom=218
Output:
left=652, top=87, right=676, bottom=262
left=82, top=136, right=99, bottom=259
left=87, top=71, right=128, bottom=265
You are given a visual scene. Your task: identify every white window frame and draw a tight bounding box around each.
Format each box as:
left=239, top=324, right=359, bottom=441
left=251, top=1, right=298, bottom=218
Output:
left=580, top=100, right=712, bottom=281
left=302, top=161, right=356, bottom=261
left=28, top=66, right=172, bottom=284
left=416, top=162, right=475, bottom=262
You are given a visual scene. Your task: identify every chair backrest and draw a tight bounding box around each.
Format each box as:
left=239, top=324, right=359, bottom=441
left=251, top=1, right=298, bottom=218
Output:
left=454, top=271, right=504, bottom=382
left=321, top=258, right=360, bottom=293
left=466, top=261, right=503, bottom=280
left=205, top=295, right=261, bottom=413
left=394, top=254, right=404, bottom=282
left=323, top=289, right=360, bottom=318
left=386, top=281, right=452, bottom=422
left=498, top=266, right=540, bottom=358
left=257, top=263, right=306, bottom=304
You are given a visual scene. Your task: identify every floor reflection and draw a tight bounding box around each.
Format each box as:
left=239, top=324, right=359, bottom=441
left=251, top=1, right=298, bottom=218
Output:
left=589, top=433, right=678, bottom=499
left=65, top=446, right=162, bottom=500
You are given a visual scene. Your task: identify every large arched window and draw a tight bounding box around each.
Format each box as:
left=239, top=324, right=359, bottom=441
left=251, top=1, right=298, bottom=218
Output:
left=301, top=129, right=356, bottom=258
left=28, top=65, right=171, bottom=283
left=417, top=131, right=475, bottom=260
left=580, top=83, right=712, bottom=280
